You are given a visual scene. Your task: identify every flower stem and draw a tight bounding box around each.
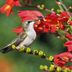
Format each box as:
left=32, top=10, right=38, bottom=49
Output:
left=56, top=0, right=64, bottom=11
left=58, top=0, right=71, bottom=17
left=57, top=30, right=69, bottom=41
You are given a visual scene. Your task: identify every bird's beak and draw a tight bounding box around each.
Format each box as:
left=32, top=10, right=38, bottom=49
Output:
left=37, top=16, right=44, bottom=20
left=34, top=16, right=44, bottom=22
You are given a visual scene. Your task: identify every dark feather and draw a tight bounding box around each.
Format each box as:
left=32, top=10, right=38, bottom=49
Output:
left=0, top=47, right=12, bottom=53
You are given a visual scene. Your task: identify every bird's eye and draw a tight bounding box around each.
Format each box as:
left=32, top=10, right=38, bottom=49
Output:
left=28, top=21, right=32, bottom=24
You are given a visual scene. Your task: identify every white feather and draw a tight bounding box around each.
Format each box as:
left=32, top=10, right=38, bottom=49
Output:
left=16, top=21, right=36, bottom=49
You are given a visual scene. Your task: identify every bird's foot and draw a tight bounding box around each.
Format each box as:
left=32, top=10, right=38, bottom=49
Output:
left=16, top=46, right=25, bottom=52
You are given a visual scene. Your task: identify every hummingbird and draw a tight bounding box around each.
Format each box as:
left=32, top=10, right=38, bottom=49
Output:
left=0, top=20, right=37, bottom=53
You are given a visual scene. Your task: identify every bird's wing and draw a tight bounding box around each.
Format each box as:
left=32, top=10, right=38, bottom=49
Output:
left=0, top=32, right=27, bottom=53
left=4, top=32, right=27, bottom=48
left=18, top=36, right=34, bottom=47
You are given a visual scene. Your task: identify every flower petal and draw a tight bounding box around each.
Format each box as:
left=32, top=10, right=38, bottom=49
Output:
left=18, top=10, right=44, bottom=22
left=13, top=26, right=24, bottom=34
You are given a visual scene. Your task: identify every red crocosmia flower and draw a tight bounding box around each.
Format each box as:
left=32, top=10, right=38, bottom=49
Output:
left=50, top=25, right=58, bottom=33
left=45, top=12, right=58, bottom=24
left=68, top=21, right=72, bottom=25
left=64, top=41, right=72, bottom=52
left=58, top=11, right=69, bottom=22
left=0, top=4, right=13, bottom=16
left=6, top=0, right=21, bottom=6
left=43, top=23, right=50, bottom=33
left=54, top=52, right=72, bottom=67
left=43, top=28, right=49, bottom=33
left=35, top=19, right=50, bottom=33
left=18, top=10, right=44, bottom=22
left=37, top=12, right=65, bottom=33
left=13, top=26, right=24, bottom=34
left=66, top=33, right=72, bottom=40
left=40, top=13, right=58, bottom=33
left=63, top=66, right=72, bottom=70
left=13, top=0, right=21, bottom=6
left=0, top=0, right=21, bottom=16
left=54, top=56, right=66, bottom=67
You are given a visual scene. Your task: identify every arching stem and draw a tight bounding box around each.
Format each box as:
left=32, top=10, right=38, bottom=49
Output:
left=56, top=0, right=71, bottom=17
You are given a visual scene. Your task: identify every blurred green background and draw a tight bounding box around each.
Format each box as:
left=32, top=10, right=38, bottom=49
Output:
left=0, top=0, right=72, bottom=72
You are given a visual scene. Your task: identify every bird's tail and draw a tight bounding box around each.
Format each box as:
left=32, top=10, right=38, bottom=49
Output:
left=0, top=46, right=13, bottom=53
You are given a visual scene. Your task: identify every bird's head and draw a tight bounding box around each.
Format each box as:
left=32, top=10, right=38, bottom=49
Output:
left=22, top=16, right=44, bottom=31
left=22, top=20, right=35, bottom=30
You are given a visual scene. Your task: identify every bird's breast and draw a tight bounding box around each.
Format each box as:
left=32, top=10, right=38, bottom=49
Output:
left=27, top=30, right=36, bottom=40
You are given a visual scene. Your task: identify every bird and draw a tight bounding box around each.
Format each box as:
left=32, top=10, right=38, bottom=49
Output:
left=0, top=20, right=37, bottom=53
